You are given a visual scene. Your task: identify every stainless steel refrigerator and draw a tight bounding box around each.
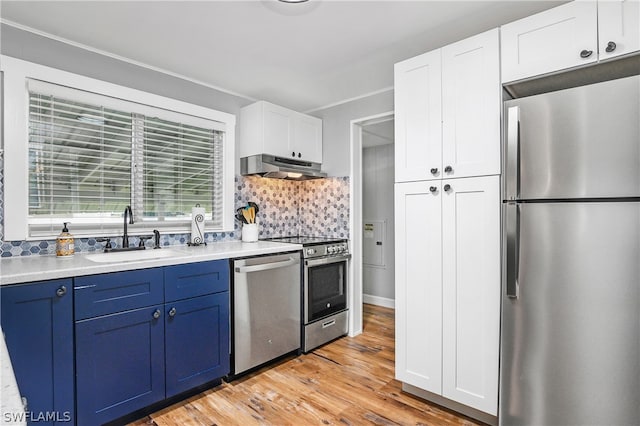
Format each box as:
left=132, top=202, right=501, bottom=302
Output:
left=500, top=75, right=640, bottom=425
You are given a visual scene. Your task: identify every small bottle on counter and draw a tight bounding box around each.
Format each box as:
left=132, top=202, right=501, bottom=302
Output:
left=56, top=222, right=75, bottom=257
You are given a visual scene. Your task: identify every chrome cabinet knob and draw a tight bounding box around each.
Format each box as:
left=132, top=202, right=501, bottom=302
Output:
left=168, top=307, right=177, bottom=317
left=605, top=41, right=617, bottom=53
left=580, top=49, right=593, bottom=58
left=429, top=186, right=437, bottom=193
left=430, top=168, right=439, bottom=175
left=444, top=184, right=452, bottom=192
left=152, top=309, right=161, bottom=319
left=444, top=165, right=453, bottom=173
left=56, top=285, right=67, bottom=297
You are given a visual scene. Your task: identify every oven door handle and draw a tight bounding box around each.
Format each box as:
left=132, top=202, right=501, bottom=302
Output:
left=235, top=257, right=299, bottom=274
left=305, top=254, right=351, bottom=267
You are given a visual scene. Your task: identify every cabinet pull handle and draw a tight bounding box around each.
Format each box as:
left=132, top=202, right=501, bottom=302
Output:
left=444, top=165, right=453, bottom=173
left=152, top=309, right=161, bottom=319
left=430, top=167, right=439, bottom=175
left=429, top=186, right=437, bottom=193
left=56, top=285, right=67, bottom=297
left=298, top=153, right=302, bottom=158
left=605, top=41, right=617, bottom=53
left=580, top=49, right=593, bottom=58
left=291, top=151, right=296, bottom=157
left=443, top=184, right=452, bottom=192
left=168, top=307, right=177, bottom=317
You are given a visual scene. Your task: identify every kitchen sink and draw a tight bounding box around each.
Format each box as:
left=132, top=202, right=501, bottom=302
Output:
left=85, top=249, right=182, bottom=263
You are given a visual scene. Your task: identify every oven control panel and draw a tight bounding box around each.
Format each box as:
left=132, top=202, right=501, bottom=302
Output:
left=304, top=242, right=349, bottom=258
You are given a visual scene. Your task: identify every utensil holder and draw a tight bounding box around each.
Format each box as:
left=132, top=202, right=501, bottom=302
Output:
left=242, top=223, right=259, bottom=242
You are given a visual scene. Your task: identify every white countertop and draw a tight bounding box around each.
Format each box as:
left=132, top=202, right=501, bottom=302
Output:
left=0, top=241, right=302, bottom=286
left=1, top=329, right=25, bottom=426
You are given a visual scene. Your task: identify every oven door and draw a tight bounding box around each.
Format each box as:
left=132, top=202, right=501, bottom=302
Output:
left=304, top=254, right=351, bottom=323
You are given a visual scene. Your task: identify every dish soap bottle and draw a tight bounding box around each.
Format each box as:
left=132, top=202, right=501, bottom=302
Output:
left=56, top=222, right=75, bottom=257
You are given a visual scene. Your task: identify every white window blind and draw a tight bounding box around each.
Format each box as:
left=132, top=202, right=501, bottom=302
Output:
left=26, top=80, right=226, bottom=236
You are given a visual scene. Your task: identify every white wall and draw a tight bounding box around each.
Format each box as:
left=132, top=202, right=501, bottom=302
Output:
left=313, top=90, right=393, bottom=176
left=362, top=144, right=395, bottom=302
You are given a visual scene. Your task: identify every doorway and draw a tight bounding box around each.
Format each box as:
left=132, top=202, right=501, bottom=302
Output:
left=349, top=111, right=394, bottom=336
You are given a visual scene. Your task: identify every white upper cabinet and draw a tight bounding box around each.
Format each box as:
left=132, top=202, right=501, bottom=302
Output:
left=394, top=49, right=442, bottom=183
left=501, top=0, right=640, bottom=83
left=599, top=0, right=640, bottom=61
left=240, top=101, right=323, bottom=164
left=442, top=28, right=501, bottom=180
left=395, top=29, right=500, bottom=183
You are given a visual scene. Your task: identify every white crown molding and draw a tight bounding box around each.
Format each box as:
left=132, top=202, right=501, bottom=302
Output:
left=304, top=85, right=394, bottom=114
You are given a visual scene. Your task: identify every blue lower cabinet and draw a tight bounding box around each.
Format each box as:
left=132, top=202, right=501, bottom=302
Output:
left=0, top=279, right=74, bottom=426
left=75, top=305, right=165, bottom=425
left=165, top=292, right=230, bottom=397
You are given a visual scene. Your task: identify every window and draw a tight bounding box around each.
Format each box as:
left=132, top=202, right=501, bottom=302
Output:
left=2, top=56, right=235, bottom=240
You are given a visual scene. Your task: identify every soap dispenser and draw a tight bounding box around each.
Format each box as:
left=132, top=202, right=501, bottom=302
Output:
left=56, top=222, right=75, bottom=257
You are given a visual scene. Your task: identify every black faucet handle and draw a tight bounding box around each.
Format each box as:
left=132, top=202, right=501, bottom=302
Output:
left=96, top=237, right=112, bottom=251
left=153, top=230, right=161, bottom=249
left=138, top=235, right=153, bottom=248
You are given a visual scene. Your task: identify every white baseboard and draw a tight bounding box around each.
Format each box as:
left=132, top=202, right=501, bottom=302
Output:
left=363, top=294, right=395, bottom=309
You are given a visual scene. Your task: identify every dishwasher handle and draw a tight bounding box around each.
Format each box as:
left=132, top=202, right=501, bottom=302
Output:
left=234, top=257, right=299, bottom=274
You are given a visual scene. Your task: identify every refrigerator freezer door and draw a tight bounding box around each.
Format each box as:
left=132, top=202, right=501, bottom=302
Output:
left=504, top=75, right=640, bottom=200
left=500, top=201, right=640, bottom=425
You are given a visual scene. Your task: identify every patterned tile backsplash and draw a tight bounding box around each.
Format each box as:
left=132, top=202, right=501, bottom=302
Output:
left=0, top=171, right=350, bottom=257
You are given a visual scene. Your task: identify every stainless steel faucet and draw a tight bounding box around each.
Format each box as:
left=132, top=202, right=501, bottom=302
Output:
left=123, top=206, right=134, bottom=248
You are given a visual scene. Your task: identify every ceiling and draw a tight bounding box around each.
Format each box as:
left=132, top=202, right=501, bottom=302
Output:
left=0, top=0, right=564, bottom=113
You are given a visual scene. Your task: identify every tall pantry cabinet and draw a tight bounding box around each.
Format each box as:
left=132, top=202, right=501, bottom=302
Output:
left=394, top=28, right=501, bottom=420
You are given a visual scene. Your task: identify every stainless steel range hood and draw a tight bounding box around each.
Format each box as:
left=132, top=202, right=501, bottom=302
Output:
left=240, top=154, right=327, bottom=180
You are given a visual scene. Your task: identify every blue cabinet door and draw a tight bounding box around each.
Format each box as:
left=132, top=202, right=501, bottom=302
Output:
left=0, top=279, right=74, bottom=426
left=75, top=305, right=165, bottom=425
left=165, top=292, right=230, bottom=397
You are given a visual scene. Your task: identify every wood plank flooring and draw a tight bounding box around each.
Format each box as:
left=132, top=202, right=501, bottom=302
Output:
left=129, top=304, right=482, bottom=426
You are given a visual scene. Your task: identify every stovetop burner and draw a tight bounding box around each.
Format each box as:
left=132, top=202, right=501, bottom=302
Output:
left=263, top=236, right=346, bottom=246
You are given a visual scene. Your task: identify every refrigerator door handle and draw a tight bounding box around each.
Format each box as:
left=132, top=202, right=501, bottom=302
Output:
left=506, top=203, right=520, bottom=298
left=506, top=106, right=520, bottom=201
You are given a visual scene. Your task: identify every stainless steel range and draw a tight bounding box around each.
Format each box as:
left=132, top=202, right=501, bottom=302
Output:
left=264, top=236, right=350, bottom=352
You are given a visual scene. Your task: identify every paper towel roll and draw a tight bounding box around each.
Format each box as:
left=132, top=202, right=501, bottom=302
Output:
left=191, top=204, right=206, bottom=245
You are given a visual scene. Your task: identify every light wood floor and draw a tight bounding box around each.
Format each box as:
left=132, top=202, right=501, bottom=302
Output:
left=130, top=304, right=481, bottom=426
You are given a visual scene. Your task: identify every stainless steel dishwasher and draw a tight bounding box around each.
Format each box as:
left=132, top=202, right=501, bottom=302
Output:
left=232, top=252, right=301, bottom=375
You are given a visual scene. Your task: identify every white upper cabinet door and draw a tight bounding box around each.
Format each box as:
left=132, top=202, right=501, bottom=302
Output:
left=441, top=175, right=500, bottom=415
left=262, top=102, right=294, bottom=158
left=442, top=28, right=501, bottom=179
left=292, top=113, right=323, bottom=163
left=395, top=50, right=442, bottom=182
left=501, top=1, right=598, bottom=83
left=395, top=181, right=443, bottom=394
left=598, top=0, right=640, bottom=60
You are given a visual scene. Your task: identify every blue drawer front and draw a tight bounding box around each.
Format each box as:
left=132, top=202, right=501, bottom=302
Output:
left=74, top=268, right=164, bottom=320
left=164, top=260, right=229, bottom=302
